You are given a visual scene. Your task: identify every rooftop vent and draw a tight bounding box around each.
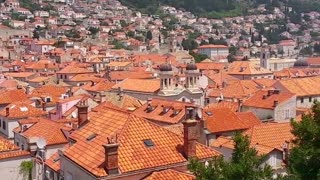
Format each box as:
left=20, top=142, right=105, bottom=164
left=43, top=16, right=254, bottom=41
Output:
left=86, top=133, right=97, bottom=141
left=143, top=139, right=154, bottom=148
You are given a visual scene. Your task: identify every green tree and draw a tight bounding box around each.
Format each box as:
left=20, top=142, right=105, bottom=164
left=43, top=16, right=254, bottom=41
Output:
left=120, top=20, right=128, bottom=27
left=127, top=31, right=135, bottom=38
left=289, top=101, right=320, bottom=180
left=188, top=133, right=273, bottom=179
left=146, top=30, right=153, bottom=41
left=32, top=28, right=40, bottom=40
left=88, top=27, right=100, bottom=37
left=189, top=51, right=208, bottom=63
left=19, top=161, right=33, bottom=180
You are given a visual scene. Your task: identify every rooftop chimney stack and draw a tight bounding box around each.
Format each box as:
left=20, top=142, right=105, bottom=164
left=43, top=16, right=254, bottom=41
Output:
left=42, top=102, right=46, bottom=111
left=273, top=100, right=279, bottom=107
left=5, top=107, right=9, bottom=117
left=238, top=99, right=243, bottom=112
left=182, top=119, right=198, bottom=159
left=103, top=136, right=120, bottom=175
left=76, top=100, right=89, bottom=127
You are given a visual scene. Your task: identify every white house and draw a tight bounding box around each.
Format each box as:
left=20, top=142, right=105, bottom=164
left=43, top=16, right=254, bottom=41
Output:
left=197, top=44, right=229, bottom=59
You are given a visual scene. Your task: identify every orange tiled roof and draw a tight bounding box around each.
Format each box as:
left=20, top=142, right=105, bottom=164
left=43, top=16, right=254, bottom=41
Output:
left=209, top=80, right=261, bottom=99
left=112, top=78, right=160, bottom=93
left=212, top=122, right=294, bottom=155
left=57, top=65, right=93, bottom=74
left=145, top=169, right=195, bottom=180
left=243, top=90, right=295, bottom=109
left=203, top=107, right=261, bottom=133
left=133, top=98, right=195, bottom=124
left=63, top=106, right=220, bottom=177
left=29, top=85, right=69, bottom=106
left=0, top=89, right=28, bottom=105
left=69, top=74, right=104, bottom=83
left=227, top=61, right=272, bottom=75
left=18, top=118, right=70, bottom=146
left=243, top=122, right=293, bottom=151
left=204, top=101, right=239, bottom=112
left=0, top=136, right=30, bottom=160
left=0, top=102, right=47, bottom=119
left=28, top=76, right=53, bottom=83
left=104, top=92, right=144, bottom=111
left=45, top=152, right=60, bottom=172
left=196, top=62, right=226, bottom=71
left=4, top=72, right=36, bottom=78
left=81, top=80, right=115, bottom=92
left=275, top=77, right=320, bottom=96
left=108, top=71, right=153, bottom=81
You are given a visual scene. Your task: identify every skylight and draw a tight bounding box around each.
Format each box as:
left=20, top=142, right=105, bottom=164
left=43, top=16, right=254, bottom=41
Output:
left=205, top=111, right=213, bottom=116
left=53, top=157, right=60, bottom=163
left=86, top=133, right=97, bottom=141
left=143, top=139, right=154, bottom=147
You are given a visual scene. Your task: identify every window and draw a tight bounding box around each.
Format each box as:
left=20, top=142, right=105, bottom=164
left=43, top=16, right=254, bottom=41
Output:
left=309, top=97, right=312, bottom=102
left=2, top=121, right=6, bottom=130
left=300, top=98, right=304, bottom=104
left=285, top=109, right=290, bottom=119
left=21, top=144, right=24, bottom=150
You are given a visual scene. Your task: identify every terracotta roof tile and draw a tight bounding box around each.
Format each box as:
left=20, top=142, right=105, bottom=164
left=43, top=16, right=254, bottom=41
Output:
left=228, top=61, right=272, bottom=75
left=81, top=80, right=115, bottom=92
left=144, top=169, right=195, bottom=180
left=112, top=78, right=160, bottom=93
left=45, top=152, right=60, bottom=172
left=133, top=98, right=195, bottom=124
left=18, top=118, right=70, bottom=146
left=57, top=65, right=93, bottom=74
left=203, top=107, right=260, bottom=133
left=209, top=80, right=261, bottom=99
left=63, top=106, right=220, bottom=177
left=104, top=92, right=144, bottom=111
left=275, top=77, right=320, bottom=96
left=0, top=102, right=47, bottom=119
left=212, top=122, right=293, bottom=155
left=108, top=71, right=153, bottom=81
left=0, top=89, right=28, bottom=105
left=243, top=90, right=295, bottom=109
left=205, top=101, right=239, bottom=112
left=0, top=136, right=30, bottom=160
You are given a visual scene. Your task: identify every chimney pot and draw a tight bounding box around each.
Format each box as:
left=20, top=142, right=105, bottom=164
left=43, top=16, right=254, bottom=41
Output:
left=182, top=119, right=198, bottom=159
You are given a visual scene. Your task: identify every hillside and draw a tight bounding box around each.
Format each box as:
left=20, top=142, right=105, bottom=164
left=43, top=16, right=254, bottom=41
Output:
left=120, top=0, right=320, bottom=18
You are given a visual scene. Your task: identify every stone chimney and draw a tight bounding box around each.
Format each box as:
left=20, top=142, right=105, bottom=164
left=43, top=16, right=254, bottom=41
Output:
left=182, top=119, right=198, bottom=159
left=5, top=107, right=9, bottom=117
left=103, top=136, right=120, bottom=175
left=273, top=100, right=279, bottom=107
left=76, top=100, right=89, bottom=127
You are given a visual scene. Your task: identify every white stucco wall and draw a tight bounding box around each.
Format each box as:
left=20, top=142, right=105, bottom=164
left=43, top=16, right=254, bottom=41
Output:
left=0, top=156, right=31, bottom=180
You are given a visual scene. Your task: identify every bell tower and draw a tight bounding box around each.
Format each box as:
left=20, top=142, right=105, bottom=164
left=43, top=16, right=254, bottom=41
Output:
left=260, top=47, right=270, bottom=70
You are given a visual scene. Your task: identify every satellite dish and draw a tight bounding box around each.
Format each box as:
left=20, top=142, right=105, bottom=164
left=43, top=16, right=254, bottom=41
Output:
left=36, top=138, right=47, bottom=149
